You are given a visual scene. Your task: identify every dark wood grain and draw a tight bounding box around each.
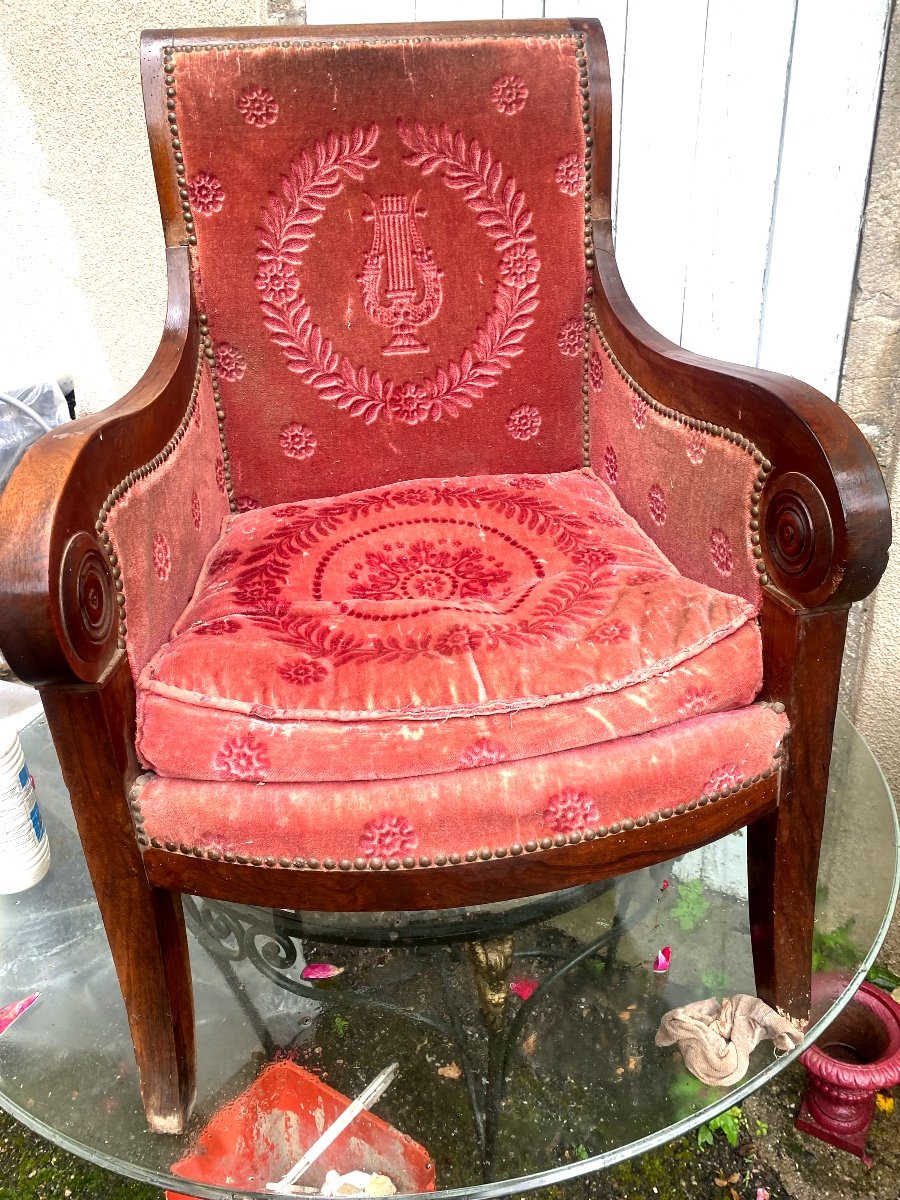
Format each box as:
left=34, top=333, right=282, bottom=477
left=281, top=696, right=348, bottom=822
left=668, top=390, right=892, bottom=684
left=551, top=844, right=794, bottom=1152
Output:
left=39, top=661, right=196, bottom=1133
left=144, top=18, right=588, bottom=53
left=749, top=599, right=850, bottom=1015
left=141, top=34, right=188, bottom=247
left=579, top=19, right=613, bottom=222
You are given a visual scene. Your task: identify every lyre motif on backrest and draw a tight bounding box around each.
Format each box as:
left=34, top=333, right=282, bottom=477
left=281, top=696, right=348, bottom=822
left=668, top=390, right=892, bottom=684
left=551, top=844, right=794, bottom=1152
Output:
left=359, top=192, right=444, bottom=356
left=166, top=31, right=592, bottom=506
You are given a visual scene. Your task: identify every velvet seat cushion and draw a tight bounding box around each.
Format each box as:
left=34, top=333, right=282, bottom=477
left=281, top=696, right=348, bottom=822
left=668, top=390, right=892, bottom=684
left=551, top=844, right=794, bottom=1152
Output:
left=134, top=704, right=789, bottom=866
left=135, top=469, right=764, bottom=783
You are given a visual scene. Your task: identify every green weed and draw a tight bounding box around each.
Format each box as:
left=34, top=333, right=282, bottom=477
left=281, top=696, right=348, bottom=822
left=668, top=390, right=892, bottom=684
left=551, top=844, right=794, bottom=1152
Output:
left=671, top=880, right=711, bottom=932
left=697, top=1106, right=743, bottom=1149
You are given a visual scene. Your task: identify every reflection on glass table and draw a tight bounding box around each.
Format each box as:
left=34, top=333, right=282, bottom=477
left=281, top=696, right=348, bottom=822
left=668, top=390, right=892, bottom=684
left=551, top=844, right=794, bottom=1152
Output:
left=0, top=712, right=897, bottom=1199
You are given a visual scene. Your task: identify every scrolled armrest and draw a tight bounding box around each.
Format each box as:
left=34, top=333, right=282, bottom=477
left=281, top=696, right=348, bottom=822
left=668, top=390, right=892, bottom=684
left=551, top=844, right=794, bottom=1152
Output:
left=591, top=220, right=890, bottom=610
left=0, top=247, right=200, bottom=687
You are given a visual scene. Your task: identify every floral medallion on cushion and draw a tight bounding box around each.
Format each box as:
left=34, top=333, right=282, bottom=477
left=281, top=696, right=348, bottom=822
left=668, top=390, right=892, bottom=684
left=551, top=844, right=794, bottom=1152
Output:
left=135, top=469, right=763, bottom=783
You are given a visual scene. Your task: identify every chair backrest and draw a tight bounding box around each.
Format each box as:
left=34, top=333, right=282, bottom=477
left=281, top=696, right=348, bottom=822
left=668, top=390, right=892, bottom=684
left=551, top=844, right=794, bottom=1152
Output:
left=144, top=21, right=602, bottom=509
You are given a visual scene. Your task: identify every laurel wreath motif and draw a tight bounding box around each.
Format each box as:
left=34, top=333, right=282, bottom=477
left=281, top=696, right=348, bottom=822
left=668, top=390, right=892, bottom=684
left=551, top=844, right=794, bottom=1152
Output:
left=256, top=122, right=541, bottom=425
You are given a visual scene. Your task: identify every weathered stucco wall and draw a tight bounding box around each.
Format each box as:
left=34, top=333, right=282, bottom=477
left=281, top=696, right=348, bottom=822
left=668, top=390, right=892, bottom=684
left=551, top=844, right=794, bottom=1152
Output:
left=835, top=0, right=899, bottom=970
left=0, top=2, right=261, bottom=411
left=840, top=0, right=900, bottom=782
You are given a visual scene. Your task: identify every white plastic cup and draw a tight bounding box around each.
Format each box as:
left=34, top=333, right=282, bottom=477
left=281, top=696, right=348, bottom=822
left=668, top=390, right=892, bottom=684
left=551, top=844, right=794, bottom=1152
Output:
left=0, top=723, right=51, bottom=894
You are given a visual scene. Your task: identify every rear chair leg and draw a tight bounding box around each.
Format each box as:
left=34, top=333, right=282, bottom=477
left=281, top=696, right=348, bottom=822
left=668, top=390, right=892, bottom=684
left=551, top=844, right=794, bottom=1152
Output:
left=41, top=666, right=196, bottom=1133
left=748, top=602, right=848, bottom=1020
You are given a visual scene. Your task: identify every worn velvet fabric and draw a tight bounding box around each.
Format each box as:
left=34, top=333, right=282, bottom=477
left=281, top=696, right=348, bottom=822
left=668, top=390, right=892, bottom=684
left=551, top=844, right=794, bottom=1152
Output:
left=105, top=363, right=231, bottom=677
left=171, top=33, right=590, bottom=506
left=587, top=326, right=761, bottom=605
left=137, top=625, right=761, bottom=783
left=134, top=703, right=788, bottom=863
left=135, top=469, right=763, bottom=782
left=99, top=32, right=785, bottom=883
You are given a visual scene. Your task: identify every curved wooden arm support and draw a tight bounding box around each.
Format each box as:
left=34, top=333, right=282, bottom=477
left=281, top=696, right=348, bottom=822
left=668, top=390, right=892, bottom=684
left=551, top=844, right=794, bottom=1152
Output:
left=0, top=247, right=198, bottom=688
left=590, top=220, right=891, bottom=612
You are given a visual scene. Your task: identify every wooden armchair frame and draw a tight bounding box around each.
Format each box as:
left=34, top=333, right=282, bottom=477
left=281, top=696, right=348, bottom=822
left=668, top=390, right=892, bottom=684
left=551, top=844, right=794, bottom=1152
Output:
left=0, top=19, right=889, bottom=1135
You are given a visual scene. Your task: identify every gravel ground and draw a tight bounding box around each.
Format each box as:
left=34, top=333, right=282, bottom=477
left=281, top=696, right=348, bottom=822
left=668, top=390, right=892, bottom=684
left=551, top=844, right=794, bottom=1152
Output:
left=0, top=1108, right=157, bottom=1199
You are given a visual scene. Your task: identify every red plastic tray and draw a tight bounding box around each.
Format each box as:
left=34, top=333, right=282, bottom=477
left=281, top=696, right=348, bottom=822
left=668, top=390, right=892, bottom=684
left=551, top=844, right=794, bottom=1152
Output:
left=167, top=1061, right=435, bottom=1198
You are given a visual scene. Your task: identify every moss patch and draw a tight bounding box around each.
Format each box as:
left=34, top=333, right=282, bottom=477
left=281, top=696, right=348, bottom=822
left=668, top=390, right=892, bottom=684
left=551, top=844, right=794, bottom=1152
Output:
left=0, top=1109, right=159, bottom=1200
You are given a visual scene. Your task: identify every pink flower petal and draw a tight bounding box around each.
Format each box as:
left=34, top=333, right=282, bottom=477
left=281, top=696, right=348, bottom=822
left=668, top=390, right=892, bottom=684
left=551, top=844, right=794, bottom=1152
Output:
left=660, top=879, right=670, bottom=891
left=0, top=992, right=40, bottom=1036
left=301, top=963, right=345, bottom=981
left=509, top=977, right=539, bottom=1001
left=652, top=947, right=671, bottom=974
left=756, top=1190, right=770, bottom=1200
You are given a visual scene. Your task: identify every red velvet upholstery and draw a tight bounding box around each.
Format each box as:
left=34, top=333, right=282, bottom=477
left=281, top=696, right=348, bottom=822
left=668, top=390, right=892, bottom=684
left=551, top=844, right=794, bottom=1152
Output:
left=134, top=703, right=788, bottom=865
left=105, top=361, right=231, bottom=676
left=588, top=324, right=762, bottom=604
left=134, top=469, right=763, bottom=782
left=104, top=27, right=781, bottom=899
left=171, top=32, right=591, bottom=507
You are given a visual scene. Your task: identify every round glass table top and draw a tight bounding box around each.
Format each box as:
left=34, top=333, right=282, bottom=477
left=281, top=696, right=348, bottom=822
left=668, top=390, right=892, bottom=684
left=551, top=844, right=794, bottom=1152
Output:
left=0, top=712, right=897, bottom=1199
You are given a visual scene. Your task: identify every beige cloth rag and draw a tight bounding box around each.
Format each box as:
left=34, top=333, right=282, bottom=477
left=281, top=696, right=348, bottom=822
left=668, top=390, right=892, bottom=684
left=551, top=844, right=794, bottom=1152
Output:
left=655, top=994, right=803, bottom=1086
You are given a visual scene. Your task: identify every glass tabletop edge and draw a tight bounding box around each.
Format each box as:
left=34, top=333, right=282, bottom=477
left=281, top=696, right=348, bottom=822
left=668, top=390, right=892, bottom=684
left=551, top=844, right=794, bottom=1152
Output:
left=2, top=711, right=898, bottom=1200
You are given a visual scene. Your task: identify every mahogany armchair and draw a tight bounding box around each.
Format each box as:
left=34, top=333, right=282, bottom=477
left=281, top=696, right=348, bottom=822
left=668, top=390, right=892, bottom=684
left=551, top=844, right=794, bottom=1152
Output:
left=0, top=19, right=889, bottom=1136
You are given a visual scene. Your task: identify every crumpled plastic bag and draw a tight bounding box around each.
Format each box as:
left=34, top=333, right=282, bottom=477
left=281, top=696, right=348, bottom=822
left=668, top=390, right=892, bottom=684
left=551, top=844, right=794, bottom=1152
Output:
left=656, top=994, right=803, bottom=1086
left=0, top=381, right=70, bottom=490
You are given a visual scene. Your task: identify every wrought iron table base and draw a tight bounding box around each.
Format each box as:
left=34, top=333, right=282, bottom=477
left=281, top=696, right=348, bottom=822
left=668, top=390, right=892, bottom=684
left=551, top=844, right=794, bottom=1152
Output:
left=183, top=876, right=655, bottom=1180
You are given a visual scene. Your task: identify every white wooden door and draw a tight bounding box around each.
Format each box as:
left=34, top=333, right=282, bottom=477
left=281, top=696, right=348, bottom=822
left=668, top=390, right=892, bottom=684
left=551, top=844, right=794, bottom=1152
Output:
left=304, top=0, right=891, bottom=399
left=611, top=0, right=891, bottom=399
